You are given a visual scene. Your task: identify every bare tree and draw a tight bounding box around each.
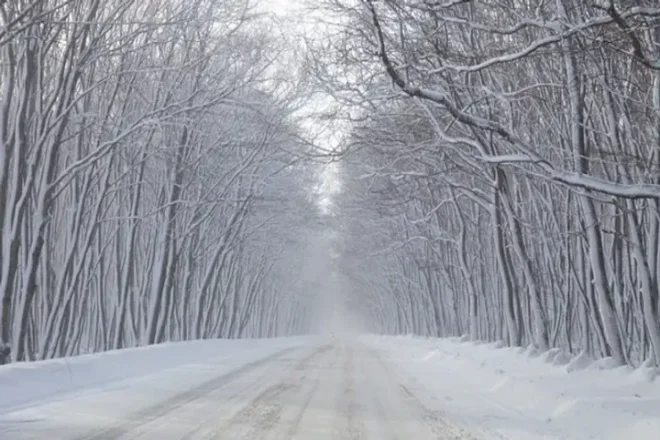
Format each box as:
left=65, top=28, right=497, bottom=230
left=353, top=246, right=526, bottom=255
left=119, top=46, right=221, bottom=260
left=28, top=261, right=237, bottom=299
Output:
left=316, top=0, right=660, bottom=366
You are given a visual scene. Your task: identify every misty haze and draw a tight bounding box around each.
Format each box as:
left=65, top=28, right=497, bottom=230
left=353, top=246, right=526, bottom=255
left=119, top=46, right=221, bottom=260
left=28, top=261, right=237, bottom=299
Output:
left=1, top=0, right=660, bottom=439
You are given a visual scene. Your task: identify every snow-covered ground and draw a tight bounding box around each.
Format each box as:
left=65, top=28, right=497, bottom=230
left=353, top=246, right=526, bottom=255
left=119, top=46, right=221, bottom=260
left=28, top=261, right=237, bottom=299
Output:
left=0, top=337, right=450, bottom=439
left=364, top=335, right=660, bottom=440
left=0, top=337, right=315, bottom=413
left=1, top=335, right=659, bottom=439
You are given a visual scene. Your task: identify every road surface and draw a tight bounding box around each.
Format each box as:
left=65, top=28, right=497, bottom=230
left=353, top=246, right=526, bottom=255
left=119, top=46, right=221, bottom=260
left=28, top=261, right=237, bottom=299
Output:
left=0, top=341, right=478, bottom=439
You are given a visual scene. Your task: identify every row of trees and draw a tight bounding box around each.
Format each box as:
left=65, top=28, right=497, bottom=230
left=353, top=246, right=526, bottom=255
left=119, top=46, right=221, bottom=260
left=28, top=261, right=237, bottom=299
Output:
left=0, top=0, right=319, bottom=364
left=317, top=0, right=660, bottom=366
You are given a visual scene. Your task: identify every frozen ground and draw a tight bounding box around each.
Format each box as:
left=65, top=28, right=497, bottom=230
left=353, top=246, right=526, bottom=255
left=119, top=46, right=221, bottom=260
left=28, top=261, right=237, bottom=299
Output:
left=366, top=335, right=660, bottom=440
left=0, top=335, right=659, bottom=439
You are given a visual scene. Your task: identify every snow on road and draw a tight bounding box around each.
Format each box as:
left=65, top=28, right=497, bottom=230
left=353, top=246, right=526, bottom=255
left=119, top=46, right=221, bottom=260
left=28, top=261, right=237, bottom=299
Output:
left=1, top=335, right=659, bottom=439
left=0, top=338, right=442, bottom=439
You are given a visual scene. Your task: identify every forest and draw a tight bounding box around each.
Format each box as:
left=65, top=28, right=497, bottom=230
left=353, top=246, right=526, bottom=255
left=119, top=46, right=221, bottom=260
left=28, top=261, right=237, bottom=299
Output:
left=0, top=0, right=323, bottom=364
left=322, top=0, right=660, bottom=367
left=3, top=0, right=660, bottom=369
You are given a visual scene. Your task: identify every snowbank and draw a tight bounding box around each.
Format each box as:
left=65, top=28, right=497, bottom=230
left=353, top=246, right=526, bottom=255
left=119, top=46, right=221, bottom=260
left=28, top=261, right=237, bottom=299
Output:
left=364, top=335, right=660, bottom=440
left=0, top=337, right=311, bottom=413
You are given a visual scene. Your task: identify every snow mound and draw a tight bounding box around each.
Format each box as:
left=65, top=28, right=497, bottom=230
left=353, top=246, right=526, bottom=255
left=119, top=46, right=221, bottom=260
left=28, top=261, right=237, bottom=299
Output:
left=540, top=348, right=560, bottom=363
left=588, top=356, right=621, bottom=371
left=630, top=359, right=659, bottom=383
left=362, top=334, right=660, bottom=440
left=538, top=348, right=571, bottom=366
left=565, top=351, right=594, bottom=373
left=523, top=344, right=540, bottom=358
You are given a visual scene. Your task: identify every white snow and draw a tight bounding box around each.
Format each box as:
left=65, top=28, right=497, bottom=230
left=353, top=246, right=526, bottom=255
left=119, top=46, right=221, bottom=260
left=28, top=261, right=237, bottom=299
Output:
left=0, top=337, right=312, bottom=414
left=364, top=335, right=660, bottom=440
left=3, top=336, right=660, bottom=439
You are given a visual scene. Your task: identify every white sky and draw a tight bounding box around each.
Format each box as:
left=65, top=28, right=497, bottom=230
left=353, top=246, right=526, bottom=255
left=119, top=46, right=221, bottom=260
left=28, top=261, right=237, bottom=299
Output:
left=260, top=0, right=353, bottom=333
left=261, top=0, right=301, bottom=16
left=258, top=0, right=344, bottom=215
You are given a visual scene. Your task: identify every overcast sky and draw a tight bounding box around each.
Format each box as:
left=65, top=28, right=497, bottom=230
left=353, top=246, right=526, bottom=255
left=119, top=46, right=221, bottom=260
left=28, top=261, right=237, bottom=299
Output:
left=257, top=0, right=343, bottom=216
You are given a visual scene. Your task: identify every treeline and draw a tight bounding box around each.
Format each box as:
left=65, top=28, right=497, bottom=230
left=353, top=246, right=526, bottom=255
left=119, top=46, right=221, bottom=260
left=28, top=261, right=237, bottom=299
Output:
left=318, top=0, right=660, bottom=366
left=0, top=0, right=317, bottom=364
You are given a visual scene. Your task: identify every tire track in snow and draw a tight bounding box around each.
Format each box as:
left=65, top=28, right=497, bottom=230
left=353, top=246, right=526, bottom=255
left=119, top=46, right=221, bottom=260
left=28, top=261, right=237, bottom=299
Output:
left=335, top=345, right=363, bottom=440
left=366, top=347, right=482, bottom=440
left=283, top=344, right=350, bottom=440
left=210, top=344, right=331, bottom=439
left=357, top=348, right=399, bottom=440
left=174, top=356, right=294, bottom=440
left=77, top=347, right=299, bottom=440
left=277, top=371, right=320, bottom=440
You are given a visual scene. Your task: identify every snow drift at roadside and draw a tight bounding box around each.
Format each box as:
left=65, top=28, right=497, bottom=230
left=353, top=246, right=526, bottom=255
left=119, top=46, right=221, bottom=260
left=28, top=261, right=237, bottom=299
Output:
left=365, top=335, right=660, bottom=440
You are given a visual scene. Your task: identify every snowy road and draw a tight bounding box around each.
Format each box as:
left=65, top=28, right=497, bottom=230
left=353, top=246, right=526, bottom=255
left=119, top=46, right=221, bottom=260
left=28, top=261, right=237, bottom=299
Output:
left=0, top=340, right=472, bottom=440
